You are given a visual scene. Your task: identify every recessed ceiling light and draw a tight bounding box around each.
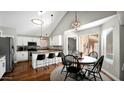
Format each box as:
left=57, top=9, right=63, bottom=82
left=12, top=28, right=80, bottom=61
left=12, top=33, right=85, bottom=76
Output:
left=38, top=11, right=46, bottom=16
left=31, top=18, right=44, bottom=25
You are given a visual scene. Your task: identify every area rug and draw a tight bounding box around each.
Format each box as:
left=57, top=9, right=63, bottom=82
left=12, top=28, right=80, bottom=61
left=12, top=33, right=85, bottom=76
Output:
left=50, top=66, right=112, bottom=81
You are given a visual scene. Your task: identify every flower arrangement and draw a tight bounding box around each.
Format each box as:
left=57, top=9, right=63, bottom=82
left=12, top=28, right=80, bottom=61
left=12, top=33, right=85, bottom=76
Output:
left=79, top=52, right=83, bottom=57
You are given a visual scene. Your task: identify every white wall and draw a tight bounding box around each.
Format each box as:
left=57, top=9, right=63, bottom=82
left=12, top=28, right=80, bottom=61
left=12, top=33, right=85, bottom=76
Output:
left=63, top=30, right=79, bottom=55
left=0, top=26, right=17, bottom=48
left=77, top=26, right=101, bottom=56
left=119, top=25, right=124, bottom=80
left=51, top=11, right=116, bottom=37
left=0, top=26, right=16, bottom=37
left=76, top=16, right=121, bottom=80
left=101, top=15, right=120, bottom=80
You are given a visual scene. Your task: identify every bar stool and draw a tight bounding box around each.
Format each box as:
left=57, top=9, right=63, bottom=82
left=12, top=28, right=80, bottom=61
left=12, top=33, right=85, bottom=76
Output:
left=47, top=53, right=55, bottom=66
left=56, top=52, right=62, bottom=65
left=36, top=54, right=46, bottom=71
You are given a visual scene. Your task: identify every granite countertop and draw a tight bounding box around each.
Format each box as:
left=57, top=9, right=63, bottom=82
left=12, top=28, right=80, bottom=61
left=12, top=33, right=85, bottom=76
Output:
left=32, top=50, right=62, bottom=54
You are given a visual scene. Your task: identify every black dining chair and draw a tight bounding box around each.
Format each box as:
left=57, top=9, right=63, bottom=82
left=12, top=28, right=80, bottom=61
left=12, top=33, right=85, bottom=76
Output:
left=88, top=51, right=98, bottom=59
left=60, top=52, right=68, bottom=74
left=64, top=55, right=83, bottom=81
left=84, top=55, right=104, bottom=81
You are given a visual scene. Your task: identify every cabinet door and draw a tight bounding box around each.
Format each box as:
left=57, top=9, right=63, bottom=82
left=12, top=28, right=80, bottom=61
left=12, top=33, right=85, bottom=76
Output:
left=17, top=37, right=23, bottom=45
left=52, top=36, right=56, bottom=45
left=16, top=52, right=28, bottom=62
left=23, top=52, right=28, bottom=60
left=36, top=38, right=40, bottom=46
left=50, top=37, right=53, bottom=46
left=0, top=61, right=3, bottom=78
left=22, top=37, right=28, bottom=45
left=16, top=52, right=22, bottom=62
left=0, top=57, right=6, bottom=79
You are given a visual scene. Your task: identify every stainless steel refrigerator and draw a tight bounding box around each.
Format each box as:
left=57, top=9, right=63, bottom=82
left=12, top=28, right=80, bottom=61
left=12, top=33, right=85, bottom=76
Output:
left=0, top=37, right=15, bottom=73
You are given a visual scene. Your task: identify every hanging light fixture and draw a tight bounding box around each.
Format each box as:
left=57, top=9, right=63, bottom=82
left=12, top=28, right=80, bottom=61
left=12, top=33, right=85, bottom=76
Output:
left=31, top=11, right=44, bottom=39
left=31, top=18, right=43, bottom=25
left=71, top=11, right=81, bottom=30
left=40, top=20, right=43, bottom=39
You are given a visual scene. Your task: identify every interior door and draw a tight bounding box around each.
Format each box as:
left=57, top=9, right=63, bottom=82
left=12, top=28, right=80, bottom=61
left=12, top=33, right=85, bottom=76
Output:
left=68, top=37, right=76, bottom=54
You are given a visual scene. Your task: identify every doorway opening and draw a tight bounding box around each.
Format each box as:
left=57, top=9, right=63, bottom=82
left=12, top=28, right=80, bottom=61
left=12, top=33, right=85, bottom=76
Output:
left=68, top=37, right=77, bottom=54
left=79, top=33, right=99, bottom=56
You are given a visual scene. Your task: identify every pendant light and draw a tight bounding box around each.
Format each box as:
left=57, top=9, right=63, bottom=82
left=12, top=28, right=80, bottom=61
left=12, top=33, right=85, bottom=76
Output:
left=31, top=11, right=44, bottom=39
left=40, top=20, right=43, bottom=39
left=71, top=11, right=81, bottom=30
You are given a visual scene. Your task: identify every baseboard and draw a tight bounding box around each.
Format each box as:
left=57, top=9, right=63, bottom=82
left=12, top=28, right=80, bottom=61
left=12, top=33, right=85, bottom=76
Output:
left=102, top=69, right=120, bottom=81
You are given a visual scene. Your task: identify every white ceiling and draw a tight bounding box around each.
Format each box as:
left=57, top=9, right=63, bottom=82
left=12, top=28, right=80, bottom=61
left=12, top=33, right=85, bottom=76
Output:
left=117, top=11, right=124, bottom=25
left=0, top=11, right=119, bottom=37
left=0, top=11, right=67, bottom=36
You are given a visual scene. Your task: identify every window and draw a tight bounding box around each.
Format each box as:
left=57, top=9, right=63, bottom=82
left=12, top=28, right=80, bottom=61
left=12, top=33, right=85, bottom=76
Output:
left=102, top=27, right=113, bottom=64
left=79, top=34, right=99, bottom=56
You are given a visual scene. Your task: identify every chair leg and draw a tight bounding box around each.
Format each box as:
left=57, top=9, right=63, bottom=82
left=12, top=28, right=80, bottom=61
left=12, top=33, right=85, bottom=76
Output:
left=61, top=65, right=65, bottom=74
left=98, top=72, right=103, bottom=81
left=64, top=72, right=69, bottom=81
left=93, top=73, right=96, bottom=81
left=88, top=71, right=91, bottom=77
left=83, top=71, right=90, bottom=80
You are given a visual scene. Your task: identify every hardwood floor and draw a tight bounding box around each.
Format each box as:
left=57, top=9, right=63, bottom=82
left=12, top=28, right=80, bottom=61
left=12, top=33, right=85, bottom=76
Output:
left=2, top=61, right=61, bottom=81
left=2, top=61, right=113, bottom=81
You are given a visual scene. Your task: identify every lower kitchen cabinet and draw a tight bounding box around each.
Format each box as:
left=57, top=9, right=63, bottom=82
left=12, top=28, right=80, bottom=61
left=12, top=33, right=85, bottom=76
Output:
left=16, top=51, right=28, bottom=62
left=0, top=56, right=6, bottom=79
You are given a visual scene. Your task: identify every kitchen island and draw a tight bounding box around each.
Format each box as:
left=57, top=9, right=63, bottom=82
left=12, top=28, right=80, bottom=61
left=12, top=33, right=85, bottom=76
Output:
left=32, top=50, right=62, bottom=69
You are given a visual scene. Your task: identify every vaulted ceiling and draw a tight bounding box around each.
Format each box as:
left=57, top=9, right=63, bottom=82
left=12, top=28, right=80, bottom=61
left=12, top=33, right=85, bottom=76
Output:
left=0, top=11, right=118, bottom=37
left=0, top=11, right=67, bottom=36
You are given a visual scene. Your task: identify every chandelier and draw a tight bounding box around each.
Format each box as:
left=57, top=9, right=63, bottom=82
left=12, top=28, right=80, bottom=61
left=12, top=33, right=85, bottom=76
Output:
left=71, top=11, right=81, bottom=30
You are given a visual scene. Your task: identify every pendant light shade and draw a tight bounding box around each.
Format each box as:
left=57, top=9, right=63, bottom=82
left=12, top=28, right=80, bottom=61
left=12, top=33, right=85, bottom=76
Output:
left=71, top=11, right=81, bottom=30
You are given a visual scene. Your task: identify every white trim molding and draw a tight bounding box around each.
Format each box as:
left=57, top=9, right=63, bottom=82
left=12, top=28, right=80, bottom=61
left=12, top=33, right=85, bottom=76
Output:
left=102, top=68, right=120, bottom=81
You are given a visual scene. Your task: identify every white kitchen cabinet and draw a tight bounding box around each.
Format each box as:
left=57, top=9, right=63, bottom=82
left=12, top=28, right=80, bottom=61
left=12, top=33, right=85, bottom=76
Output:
left=37, top=39, right=41, bottom=46
left=17, top=36, right=40, bottom=46
left=49, top=37, right=53, bottom=46
left=0, top=56, right=6, bottom=79
left=33, top=38, right=40, bottom=46
left=50, top=35, right=62, bottom=46
left=16, top=51, right=28, bottom=62
left=17, top=37, right=23, bottom=45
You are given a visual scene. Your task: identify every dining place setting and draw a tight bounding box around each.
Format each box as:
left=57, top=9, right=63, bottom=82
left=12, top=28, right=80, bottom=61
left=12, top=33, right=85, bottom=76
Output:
left=59, top=51, right=104, bottom=81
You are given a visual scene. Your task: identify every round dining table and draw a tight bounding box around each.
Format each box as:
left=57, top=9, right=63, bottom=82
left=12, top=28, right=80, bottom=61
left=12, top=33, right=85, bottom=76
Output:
left=78, top=56, right=97, bottom=65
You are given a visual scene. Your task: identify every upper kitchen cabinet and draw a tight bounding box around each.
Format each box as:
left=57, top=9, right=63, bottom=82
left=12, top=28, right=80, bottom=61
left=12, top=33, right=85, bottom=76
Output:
left=17, top=36, right=24, bottom=45
left=50, top=35, right=62, bottom=46
left=16, top=36, right=40, bottom=46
